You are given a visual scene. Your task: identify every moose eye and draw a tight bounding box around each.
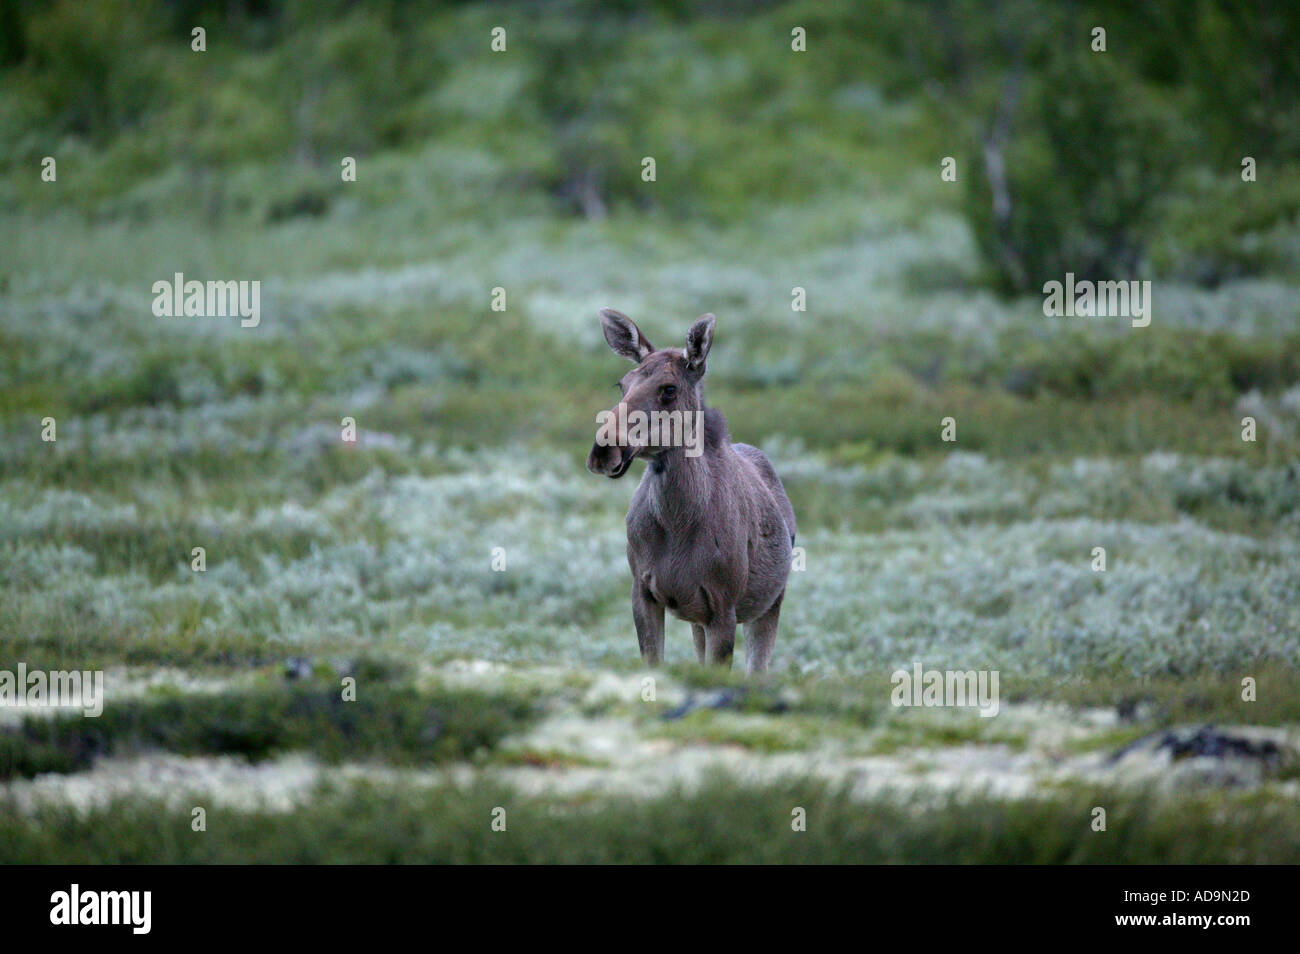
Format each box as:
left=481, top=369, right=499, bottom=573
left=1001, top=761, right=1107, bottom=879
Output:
left=660, top=385, right=677, bottom=402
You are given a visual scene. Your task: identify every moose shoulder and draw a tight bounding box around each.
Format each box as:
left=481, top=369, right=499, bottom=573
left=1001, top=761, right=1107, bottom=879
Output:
left=587, top=308, right=796, bottom=672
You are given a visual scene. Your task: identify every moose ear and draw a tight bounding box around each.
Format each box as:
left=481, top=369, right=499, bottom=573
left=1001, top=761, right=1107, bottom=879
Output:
left=684, top=313, right=715, bottom=373
left=600, top=308, right=655, bottom=363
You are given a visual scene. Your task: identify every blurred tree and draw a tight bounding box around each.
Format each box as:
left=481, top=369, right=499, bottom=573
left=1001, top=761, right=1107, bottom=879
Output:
left=904, top=0, right=1294, bottom=291
left=963, top=50, right=1187, bottom=290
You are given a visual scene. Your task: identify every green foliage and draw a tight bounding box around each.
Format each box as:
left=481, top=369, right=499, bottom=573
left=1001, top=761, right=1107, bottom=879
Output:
left=17, top=0, right=167, bottom=143
left=1151, top=164, right=1300, bottom=285
left=0, top=0, right=1292, bottom=287
left=963, top=52, right=1188, bottom=290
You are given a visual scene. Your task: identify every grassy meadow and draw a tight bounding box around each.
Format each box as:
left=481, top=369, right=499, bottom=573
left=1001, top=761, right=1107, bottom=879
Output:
left=1, top=0, right=1298, bottom=862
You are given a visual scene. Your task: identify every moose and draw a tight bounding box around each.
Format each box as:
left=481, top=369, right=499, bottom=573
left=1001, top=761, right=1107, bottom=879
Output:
left=587, top=308, right=796, bottom=672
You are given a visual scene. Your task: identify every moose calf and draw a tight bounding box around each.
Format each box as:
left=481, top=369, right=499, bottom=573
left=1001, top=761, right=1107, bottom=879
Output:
left=587, top=308, right=796, bottom=672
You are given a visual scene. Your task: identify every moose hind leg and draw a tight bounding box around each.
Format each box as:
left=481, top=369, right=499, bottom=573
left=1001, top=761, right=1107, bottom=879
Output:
left=632, top=583, right=666, bottom=667
left=744, top=590, right=783, bottom=674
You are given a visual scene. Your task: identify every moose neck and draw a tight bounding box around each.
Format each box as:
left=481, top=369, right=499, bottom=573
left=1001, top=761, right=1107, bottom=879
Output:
left=643, top=406, right=728, bottom=533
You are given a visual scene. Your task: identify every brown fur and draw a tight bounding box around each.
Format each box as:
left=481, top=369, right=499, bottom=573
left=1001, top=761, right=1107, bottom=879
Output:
left=587, top=309, right=796, bottom=672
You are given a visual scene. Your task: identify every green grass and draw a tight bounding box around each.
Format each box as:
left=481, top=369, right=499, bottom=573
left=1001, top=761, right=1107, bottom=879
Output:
left=3, top=776, right=1298, bottom=864
left=0, top=668, right=537, bottom=781
left=1008, top=664, right=1300, bottom=729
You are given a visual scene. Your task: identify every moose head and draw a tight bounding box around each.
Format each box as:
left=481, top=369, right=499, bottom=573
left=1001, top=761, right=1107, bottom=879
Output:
left=587, top=308, right=714, bottom=479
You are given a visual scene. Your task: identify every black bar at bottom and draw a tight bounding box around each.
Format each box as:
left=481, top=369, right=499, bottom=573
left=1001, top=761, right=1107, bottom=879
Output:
left=0, top=864, right=1279, bottom=940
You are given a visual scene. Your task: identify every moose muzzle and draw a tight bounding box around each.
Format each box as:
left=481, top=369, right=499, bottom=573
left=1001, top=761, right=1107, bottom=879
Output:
left=587, top=401, right=639, bottom=479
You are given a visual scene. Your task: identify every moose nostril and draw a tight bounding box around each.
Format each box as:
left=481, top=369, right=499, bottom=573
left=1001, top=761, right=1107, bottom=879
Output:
left=588, top=442, right=617, bottom=474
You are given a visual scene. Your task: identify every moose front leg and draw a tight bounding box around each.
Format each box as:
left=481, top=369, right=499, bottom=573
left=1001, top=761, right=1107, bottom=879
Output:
left=631, top=582, right=666, bottom=666
left=704, top=608, right=737, bottom=668
left=691, top=624, right=707, bottom=663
